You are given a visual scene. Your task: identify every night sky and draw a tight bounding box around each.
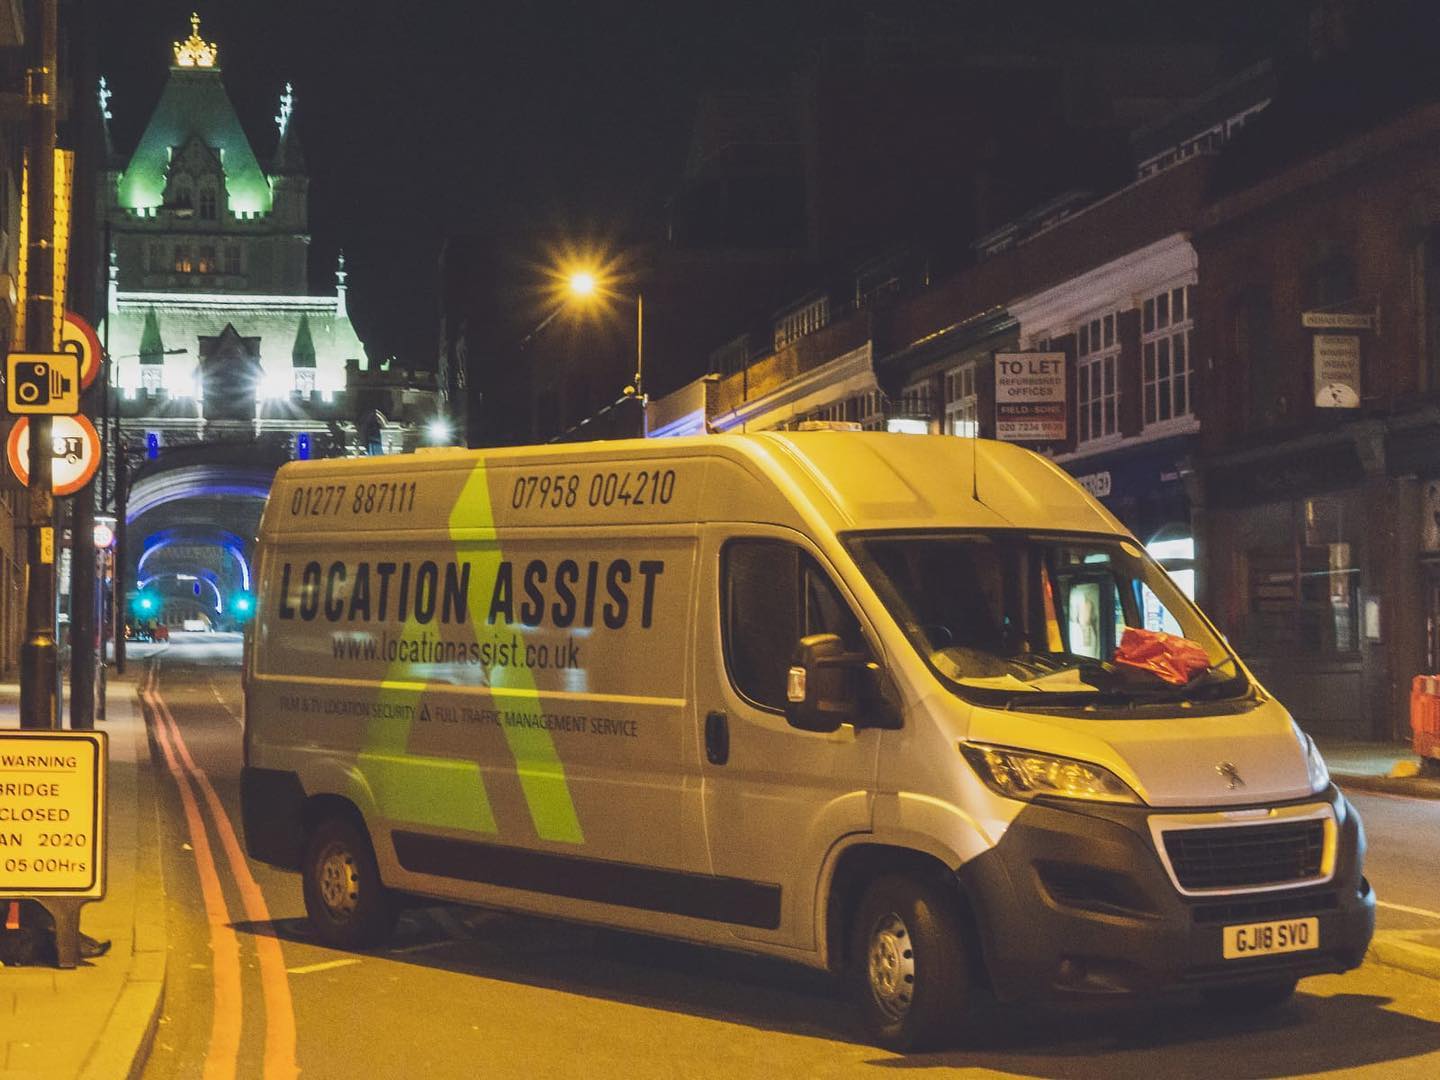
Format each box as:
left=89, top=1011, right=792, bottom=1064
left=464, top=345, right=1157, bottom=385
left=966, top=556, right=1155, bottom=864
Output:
left=96, top=1, right=1307, bottom=369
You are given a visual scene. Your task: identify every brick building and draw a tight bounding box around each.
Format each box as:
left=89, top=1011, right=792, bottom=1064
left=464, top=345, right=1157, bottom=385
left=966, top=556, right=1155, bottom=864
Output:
left=648, top=2, right=1440, bottom=740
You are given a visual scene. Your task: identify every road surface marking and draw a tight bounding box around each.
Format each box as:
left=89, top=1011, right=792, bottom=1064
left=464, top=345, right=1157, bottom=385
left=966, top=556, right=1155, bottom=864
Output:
left=208, top=678, right=243, bottom=727
left=288, top=958, right=363, bottom=975
left=152, top=667, right=299, bottom=1080
left=1377, top=899, right=1440, bottom=921
left=144, top=665, right=242, bottom=1080
left=389, top=939, right=458, bottom=956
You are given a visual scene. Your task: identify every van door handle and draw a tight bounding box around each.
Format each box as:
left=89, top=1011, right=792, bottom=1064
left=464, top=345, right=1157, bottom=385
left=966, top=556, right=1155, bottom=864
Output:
left=705, top=710, right=730, bottom=766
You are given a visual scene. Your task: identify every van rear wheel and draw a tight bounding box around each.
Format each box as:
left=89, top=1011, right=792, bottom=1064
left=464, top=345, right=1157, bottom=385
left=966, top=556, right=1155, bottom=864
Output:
left=302, top=816, right=396, bottom=950
left=851, top=874, right=971, bottom=1052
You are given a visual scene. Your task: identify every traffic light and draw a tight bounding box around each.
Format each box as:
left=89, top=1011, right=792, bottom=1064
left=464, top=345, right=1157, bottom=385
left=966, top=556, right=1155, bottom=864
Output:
left=132, top=592, right=158, bottom=617
left=296, top=432, right=311, bottom=460
left=231, top=591, right=255, bottom=620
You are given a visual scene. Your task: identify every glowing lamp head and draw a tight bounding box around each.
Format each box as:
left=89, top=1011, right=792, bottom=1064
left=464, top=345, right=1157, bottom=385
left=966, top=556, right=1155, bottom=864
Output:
left=231, top=592, right=255, bottom=619
left=426, top=417, right=453, bottom=445
left=133, top=593, right=157, bottom=616
left=567, top=271, right=597, bottom=298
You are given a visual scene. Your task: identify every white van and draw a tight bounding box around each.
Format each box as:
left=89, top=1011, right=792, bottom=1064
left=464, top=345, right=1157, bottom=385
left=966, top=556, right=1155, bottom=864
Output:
left=242, top=433, right=1373, bottom=1050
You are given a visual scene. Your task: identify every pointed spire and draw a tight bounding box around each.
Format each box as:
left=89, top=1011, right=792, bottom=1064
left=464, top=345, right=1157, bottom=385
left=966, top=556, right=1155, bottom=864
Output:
left=292, top=313, right=317, bottom=368
left=275, top=83, right=294, bottom=139
left=173, top=12, right=219, bottom=69
left=139, top=306, right=165, bottom=364
left=271, top=82, right=307, bottom=177
left=335, top=249, right=348, bottom=317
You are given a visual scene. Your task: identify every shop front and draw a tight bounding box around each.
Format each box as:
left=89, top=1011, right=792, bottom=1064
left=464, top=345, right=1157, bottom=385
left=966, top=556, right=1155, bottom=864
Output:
left=1200, top=435, right=1401, bottom=740
left=1062, top=434, right=1199, bottom=613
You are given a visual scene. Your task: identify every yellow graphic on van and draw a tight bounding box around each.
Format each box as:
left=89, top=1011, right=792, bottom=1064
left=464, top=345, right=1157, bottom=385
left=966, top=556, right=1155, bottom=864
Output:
left=353, top=663, right=499, bottom=834
left=451, top=462, right=584, bottom=845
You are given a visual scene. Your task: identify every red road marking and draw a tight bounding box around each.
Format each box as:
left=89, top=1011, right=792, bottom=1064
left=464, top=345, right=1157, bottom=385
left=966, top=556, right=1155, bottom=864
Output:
left=149, top=667, right=299, bottom=1079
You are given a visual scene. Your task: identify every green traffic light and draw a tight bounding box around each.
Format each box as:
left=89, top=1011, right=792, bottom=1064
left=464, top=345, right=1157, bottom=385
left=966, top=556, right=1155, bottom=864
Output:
left=232, top=592, right=255, bottom=619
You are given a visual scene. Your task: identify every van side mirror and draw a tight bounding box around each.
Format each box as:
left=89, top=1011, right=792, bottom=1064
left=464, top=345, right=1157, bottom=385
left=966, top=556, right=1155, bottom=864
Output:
left=785, top=633, right=897, bottom=732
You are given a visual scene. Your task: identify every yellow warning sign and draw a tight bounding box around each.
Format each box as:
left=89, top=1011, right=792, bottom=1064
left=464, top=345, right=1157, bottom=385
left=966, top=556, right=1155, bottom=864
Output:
left=0, top=731, right=106, bottom=899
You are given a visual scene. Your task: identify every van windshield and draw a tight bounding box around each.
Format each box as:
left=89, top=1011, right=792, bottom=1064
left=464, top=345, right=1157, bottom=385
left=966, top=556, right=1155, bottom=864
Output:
left=847, top=531, right=1249, bottom=708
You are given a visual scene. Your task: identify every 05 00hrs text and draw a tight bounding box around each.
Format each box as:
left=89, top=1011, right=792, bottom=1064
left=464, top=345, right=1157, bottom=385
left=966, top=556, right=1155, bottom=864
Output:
left=511, top=469, right=677, bottom=511
left=289, top=481, right=419, bottom=517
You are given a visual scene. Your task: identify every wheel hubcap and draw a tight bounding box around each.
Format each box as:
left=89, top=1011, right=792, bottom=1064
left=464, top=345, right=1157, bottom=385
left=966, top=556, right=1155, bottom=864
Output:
left=316, top=842, right=360, bottom=919
left=867, top=912, right=915, bottom=1021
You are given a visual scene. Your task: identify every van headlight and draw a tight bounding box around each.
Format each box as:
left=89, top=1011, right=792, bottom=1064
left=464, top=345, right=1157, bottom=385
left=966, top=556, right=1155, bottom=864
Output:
left=960, top=743, right=1143, bottom=805
left=1298, top=728, right=1331, bottom=793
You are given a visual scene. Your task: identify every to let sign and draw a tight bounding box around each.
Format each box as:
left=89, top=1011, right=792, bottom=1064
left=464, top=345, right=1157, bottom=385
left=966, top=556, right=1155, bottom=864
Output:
left=995, top=352, right=1067, bottom=442
left=0, top=731, right=107, bottom=899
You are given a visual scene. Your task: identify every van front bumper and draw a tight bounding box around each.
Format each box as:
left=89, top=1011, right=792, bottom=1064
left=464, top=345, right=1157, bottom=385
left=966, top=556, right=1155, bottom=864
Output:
left=956, top=784, right=1374, bottom=1002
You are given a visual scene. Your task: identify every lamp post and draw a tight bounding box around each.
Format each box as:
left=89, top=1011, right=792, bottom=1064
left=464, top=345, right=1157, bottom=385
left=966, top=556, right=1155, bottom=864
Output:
left=560, top=268, right=646, bottom=433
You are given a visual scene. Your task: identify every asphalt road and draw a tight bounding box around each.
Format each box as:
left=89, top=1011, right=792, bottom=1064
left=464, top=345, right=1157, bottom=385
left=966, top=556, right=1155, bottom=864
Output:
left=138, top=633, right=1440, bottom=1079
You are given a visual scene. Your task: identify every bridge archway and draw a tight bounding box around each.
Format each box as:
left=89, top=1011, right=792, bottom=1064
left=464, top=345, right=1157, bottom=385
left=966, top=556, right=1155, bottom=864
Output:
left=123, top=443, right=289, bottom=628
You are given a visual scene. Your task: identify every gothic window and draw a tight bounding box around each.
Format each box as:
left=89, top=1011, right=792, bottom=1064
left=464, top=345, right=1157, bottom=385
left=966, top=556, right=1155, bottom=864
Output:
left=197, top=245, right=216, bottom=274
left=148, top=243, right=163, bottom=272
left=294, top=369, right=316, bottom=397
left=225, top=244, right=241, bottom=275
left=141, top=366, right=163, bottom=394
left=173, top=245, right=192, bottom=273
left=199, top=188, right=217, bottom=220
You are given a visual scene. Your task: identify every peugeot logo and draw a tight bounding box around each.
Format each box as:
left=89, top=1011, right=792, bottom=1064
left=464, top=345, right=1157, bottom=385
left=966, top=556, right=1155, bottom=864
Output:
left=1216, top=761, right=1245, bottom=790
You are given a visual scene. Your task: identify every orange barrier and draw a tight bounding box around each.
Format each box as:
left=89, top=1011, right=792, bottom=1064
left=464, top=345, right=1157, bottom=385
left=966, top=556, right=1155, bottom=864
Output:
left=1411, top=675, right=1440, bottom=760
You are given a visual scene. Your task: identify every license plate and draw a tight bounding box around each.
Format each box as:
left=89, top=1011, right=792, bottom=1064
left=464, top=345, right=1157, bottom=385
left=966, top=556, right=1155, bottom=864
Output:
left=1222, top=917, right=1320, bottom=960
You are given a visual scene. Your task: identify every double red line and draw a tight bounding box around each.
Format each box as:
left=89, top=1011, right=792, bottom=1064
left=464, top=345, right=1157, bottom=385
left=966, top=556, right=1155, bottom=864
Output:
left=141, top=662, right=298, bottom=1080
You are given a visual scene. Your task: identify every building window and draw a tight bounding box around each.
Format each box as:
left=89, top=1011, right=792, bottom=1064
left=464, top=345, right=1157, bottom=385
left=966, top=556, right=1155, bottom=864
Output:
left=1234, top=288, right=1276, bottom=429
left=148, top=243, right=163, bottom=272
left=944, top=363, right=978, bottom=437
left=198, top=188, right=217, bottom=220
left=1076, top=311, right=1119, bottom=444
left=1142, top=284, right=1195, bottom=426
left=173, top=245, right=191, bottom=273
left=197, top=245, right=216, bottom=274
left=141, top=366, right=163, bottom=394
left=225, top=244, right=241, bottom=275
left=1425, top=229, right=1440, bottom=390
left=773, top=296, right=830, bottom=350
left=294, top=369, right=316, bottom=396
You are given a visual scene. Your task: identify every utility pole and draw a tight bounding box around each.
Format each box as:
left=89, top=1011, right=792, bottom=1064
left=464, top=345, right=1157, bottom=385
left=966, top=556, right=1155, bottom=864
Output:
left=69, top=0, right=102, bottom=731
left=19, top=0, right=59, bottom=731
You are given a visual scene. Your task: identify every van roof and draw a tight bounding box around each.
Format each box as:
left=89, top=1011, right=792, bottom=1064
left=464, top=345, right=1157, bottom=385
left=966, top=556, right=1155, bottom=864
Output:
left=271, top=432, right=1125, bottom=536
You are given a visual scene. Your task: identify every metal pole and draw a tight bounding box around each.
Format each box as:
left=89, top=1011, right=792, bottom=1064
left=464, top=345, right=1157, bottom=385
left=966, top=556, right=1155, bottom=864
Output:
left=113, top=448, right=126, bottom=676
left=19, top=0, right=59, bottom=731
left=635, top=293, right=646, bottom=437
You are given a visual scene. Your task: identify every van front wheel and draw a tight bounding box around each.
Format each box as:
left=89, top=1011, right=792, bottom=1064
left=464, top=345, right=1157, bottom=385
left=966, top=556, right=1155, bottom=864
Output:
left=302, top=816, right=396, bottom=950
left=851, top=874, right=971, bottom=1052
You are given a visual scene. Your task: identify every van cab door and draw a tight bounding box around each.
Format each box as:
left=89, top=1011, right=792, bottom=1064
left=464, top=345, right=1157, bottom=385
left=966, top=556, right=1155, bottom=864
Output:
left=693, top=525, right=883, bottom=948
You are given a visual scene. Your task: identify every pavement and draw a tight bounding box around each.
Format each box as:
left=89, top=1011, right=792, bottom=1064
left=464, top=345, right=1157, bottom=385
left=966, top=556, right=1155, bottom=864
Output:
left=1316, top=737, right=1440, bottom=988
left=0, top=675, right=166, bottom=1080
left=1, top=668, right=1438, bottom=1079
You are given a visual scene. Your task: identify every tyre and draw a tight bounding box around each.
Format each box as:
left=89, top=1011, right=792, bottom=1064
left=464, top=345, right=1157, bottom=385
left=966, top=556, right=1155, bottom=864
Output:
left=302, top=816, right=397, bottom=950
left=850, top=874, right=971, bottom=1052
left=1199, top=977, right=1298, bottom=1014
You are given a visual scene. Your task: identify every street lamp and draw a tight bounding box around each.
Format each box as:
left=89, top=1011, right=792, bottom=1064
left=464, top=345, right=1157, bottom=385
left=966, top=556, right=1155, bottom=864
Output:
left=557, top=263, right=645, bottom=406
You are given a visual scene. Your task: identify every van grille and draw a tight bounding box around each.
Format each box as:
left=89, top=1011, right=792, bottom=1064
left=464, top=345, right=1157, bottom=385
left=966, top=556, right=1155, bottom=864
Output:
left=1162, top=820, right=1325, bottom=891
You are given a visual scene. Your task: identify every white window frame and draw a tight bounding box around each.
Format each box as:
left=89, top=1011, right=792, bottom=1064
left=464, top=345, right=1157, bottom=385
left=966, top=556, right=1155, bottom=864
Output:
left=1076, top=310, right=1121, bottom=447
left=773, top=296, right=830, bottom=350
left=944, top=362, right=978, bottom=437
left=1142, top=281, right=1196, bottom=431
